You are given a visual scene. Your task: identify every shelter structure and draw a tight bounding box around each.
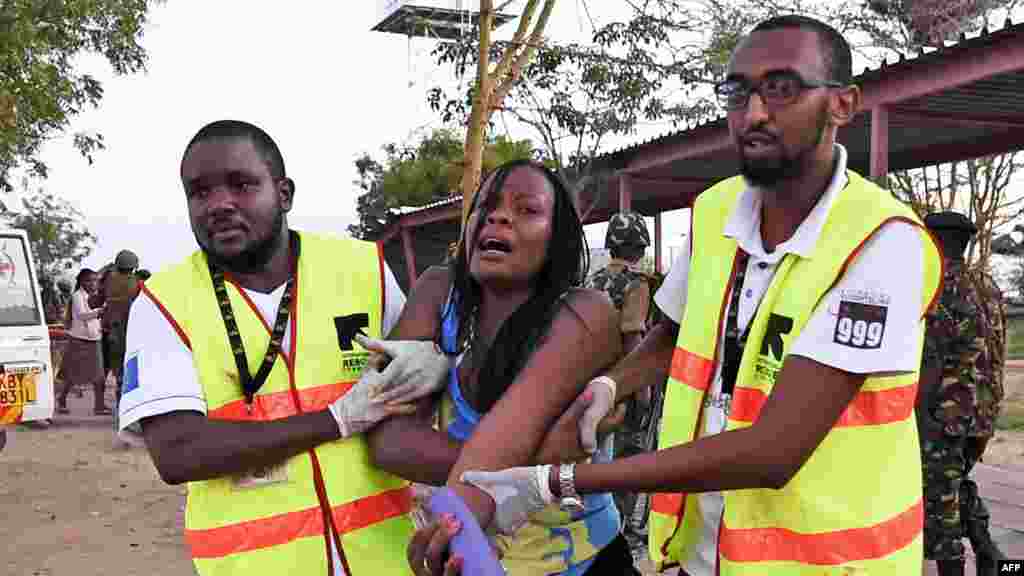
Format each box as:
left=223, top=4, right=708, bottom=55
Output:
left=379, top=20, right=1024, bottom=290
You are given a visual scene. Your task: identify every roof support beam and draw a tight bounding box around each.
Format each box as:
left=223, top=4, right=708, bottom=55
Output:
left=870, top=105, right=890, bottom=187
left=617, top=30, right=1024, bottom=177
left=401, top=227, right=417, bottom=287
left=583, top=182, right=706, bottom=224
left=619, top=174, right=633, bottom=213
left=630, top=175, right=719, bottom=185
left=892, top=107, right=1024, bottom=129
left=654, top=212, right=663, bottom=274
left=860, top=31, right=1024, bottom=108
left=398, top=203, right=461, bottom=228
left=890, top=129, right=1024, bottom=171
left=623, top=123, right=732, bottom=175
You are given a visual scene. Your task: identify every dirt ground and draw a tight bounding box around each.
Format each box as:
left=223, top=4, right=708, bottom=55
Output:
left=2, top=369, right=1022, bottom=576
left=1, top=415, right=191, bottom=576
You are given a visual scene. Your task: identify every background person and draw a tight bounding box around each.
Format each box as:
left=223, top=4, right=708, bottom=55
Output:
left=58, top=268, right=108, bottom=415
left=918, top=211, right=1007, bottom=576
left=583, top=210, right=656, bottom=553
left=103, top=249, right=141, bottom=426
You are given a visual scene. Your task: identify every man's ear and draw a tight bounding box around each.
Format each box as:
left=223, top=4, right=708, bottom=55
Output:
left=830, top=84, right=862, bottom=128
left=278, top=177, right=296, bottom=212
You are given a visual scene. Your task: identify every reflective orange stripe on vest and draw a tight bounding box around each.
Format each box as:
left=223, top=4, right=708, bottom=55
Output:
left=669, top=347, right=714, bottom=392
left=185, top=486, right=413, bottom=558
left=730, top=383, right=918, bottom=426
left=208, top=380, right=356, bottom=420
left=719, top=499, right=923, bottom=564
left=651, top=493, right=684, bottom=516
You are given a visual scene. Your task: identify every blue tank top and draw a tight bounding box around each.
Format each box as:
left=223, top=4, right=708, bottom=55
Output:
left=439, top=293, right=620, bottom=576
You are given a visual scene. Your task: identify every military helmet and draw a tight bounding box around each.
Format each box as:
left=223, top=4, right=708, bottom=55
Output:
left=115, top=249, right=139, bottom=271
left=924, top=211, right=977, bottom=236
left=925, top=211, right=976, bottom=260
left=605, top=211, right=650, bottom=249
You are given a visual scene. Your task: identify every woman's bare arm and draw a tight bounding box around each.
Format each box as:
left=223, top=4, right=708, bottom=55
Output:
left=444, top=289, right=622, bottom=525
left=368, top=272, right=620, bottom=485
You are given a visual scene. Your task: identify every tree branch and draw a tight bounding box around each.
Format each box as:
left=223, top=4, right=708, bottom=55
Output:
left=492, top=0, right=556, bottom=106
left=491, top=0, right=541, bottom=84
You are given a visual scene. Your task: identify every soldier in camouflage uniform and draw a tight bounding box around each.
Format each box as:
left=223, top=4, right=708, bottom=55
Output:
left=584, top=211, right=656, bottom=554
left=919, top=211, right=1007, bottom=576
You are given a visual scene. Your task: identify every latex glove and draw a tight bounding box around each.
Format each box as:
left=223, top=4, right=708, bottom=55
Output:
left=459, top=465, right=555, bottom=536
left=354, top=334, right=450, bottom=405
left=327, top=367, right=416, bottom=438
left=578, top=376, right=617, bottom=454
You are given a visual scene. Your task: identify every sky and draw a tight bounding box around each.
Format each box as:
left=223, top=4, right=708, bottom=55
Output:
left=21, top=1, right=697, bottom=279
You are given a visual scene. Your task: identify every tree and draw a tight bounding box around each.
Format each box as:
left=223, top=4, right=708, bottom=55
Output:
left=0, top=0, right=163, bottom=192
left=429, top=1, right=759, bottom=219
left=348, top=153, right=392, bottom=241
left=863, top=0, right=1022, bottom=47
left=458, top=0, right=557, bottom=223
left=860, top=0, right=1024, bottom=267
left=3, top=185, right=96, bottom=292
left=348, top=128, right=540, bottom=241
left=890, top=154, right=1024, bottom=264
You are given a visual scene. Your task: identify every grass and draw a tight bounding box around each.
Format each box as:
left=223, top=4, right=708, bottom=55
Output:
left=999, top=316, right=1024, bottom=431
left=1008, top=315, right=1024, bottom=360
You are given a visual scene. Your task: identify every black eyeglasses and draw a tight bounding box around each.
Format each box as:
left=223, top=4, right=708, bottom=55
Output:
left=714, top=71, right=844, bottom=111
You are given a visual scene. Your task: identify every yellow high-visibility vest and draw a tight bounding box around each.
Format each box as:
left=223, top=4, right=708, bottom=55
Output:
left=648, top=172, right=942, bottom=574
left=144, top=232, right=414, bottom=576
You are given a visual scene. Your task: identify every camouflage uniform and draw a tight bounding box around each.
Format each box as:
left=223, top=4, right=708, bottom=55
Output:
left=585, top=212, right=656, bottom=551
left=920, top=212, right=1006, bottom=576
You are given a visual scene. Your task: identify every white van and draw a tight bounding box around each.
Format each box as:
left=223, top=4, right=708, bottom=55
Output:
left=0, top=229, right=53, bottom=424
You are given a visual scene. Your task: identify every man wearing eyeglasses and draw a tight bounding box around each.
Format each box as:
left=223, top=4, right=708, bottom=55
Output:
left=427, top=15, right=944, bottom=576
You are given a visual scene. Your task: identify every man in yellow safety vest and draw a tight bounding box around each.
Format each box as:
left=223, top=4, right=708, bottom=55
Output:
left=424, top=15, right=943, bottom=576
left=118, top=120, right=450, bottom=576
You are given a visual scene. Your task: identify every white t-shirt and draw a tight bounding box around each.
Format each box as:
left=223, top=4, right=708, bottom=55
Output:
left=69, top=289, right=102, bottom=341
left=117, top=263, right=405, bottom=576
left=118, top=263, right=404, bottom=431
left=652, top=145, right=926, bottom=576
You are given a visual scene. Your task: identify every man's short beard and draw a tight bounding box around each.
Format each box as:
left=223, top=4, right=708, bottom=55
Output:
left=205, top=209, right=285, bottom=274
left=739, top=106, right=829, bottom=188
left=740, top=151, right=803, bottom=188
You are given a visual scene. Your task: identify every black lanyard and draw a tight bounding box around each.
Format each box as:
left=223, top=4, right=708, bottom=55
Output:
left=720, top=251, right=755, bottom=398
left=208, top=232, right=299, bottom=410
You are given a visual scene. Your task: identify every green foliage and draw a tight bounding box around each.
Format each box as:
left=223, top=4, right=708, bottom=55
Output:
left=428, top=2, right=725, bottom=180
left=348, top=129, right=541, bottom=240
left=3, top=185, right=96, bottom=283
left=0, top=0, right=162, bottom=192
left=381, top=129, right=464, bottom=208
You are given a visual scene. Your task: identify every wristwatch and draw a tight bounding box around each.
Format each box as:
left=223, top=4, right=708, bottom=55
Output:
left=558, top=464, right=585, bottom=515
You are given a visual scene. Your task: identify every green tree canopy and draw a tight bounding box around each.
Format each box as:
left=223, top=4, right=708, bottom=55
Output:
left=0, top=0, right=163, bottom=192
left=348, top=128, right=542, bottom=240
left=4, top=185, right=96, bottom=284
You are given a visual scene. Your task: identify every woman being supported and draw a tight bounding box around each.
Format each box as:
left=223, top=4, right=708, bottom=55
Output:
left=368, top=159, right=637, bottom=575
